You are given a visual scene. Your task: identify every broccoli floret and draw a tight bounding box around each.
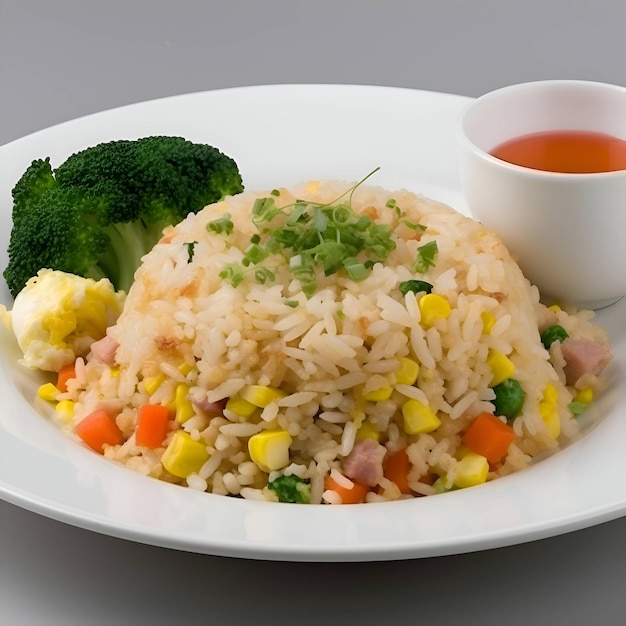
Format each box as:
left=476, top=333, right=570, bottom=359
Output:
left=4, top=136, right=243, bottom=298
left=267, top=474, right=311, bottom=504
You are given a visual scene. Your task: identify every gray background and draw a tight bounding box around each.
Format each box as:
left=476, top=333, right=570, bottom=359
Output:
left=1, top=1, right=625, bottom=624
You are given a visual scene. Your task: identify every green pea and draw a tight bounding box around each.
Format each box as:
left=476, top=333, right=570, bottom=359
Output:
left=568, top=401, right=588, bottom=416
left=492, top=378, right=526, bottom=421
left=540, top=324, right=569, bottom=349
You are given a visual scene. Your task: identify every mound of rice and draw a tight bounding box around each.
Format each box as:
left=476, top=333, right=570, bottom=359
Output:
left=63, top=180, right=612, bottom=504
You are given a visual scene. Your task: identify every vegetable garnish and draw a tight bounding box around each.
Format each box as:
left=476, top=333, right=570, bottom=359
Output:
left=462, top=412, right=516, bottom=464
left=268, top=474, right=311, bottom=504
left=75, top=410, right=124, bottom=454
left=387, top=198, right=427, bottom=231
left=569, top=401, right=588, bottom=416
left=323, top=473, right=370, bottom=504
left=184, top=241, right=198, bottom=263
left=209, top=169, right=434, bottom=296
left=541, top=324, right=569, bottom=349
left=383, top=448, right=413, bottom=495
left=207, top=213, right=234, bottom=236
left=56, top=361, right=77, bottom=393
left=135, top=403, right=171, bottom=448
left=398, top=279, right=433, bottom=296
left=492, top=378, right=526, bottom=421
left=413, top=240, right=439, bottom=273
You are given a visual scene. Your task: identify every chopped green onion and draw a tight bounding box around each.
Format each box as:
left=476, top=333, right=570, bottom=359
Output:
left=312, top=207, right=328, bottom=231
left=254, top=267, right=275, bottom=284
left=399, top=219, right=426, bottom=231
left=218, top=169, right=403, bottom=295
left=252, top=197, right=282, bottom=224
left=184, top=241, right=198, bottom=263
left=244, top=243, right=270, bottom=265
left=219, top=262, right=245, bottom=287
left=399, top=279, right=433, bottom=296
left=414, top=240, right=438, bottom=273
left=343, top=257, right=369, bottom=281
left=207, top=213, right=234, bottom=236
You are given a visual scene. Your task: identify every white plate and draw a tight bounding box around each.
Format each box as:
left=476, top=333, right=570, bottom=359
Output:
left=0, top=85, right=624, bottom=562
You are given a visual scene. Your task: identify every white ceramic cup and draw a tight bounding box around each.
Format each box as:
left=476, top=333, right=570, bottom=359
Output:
left=456, top=80, right=626, bottom=310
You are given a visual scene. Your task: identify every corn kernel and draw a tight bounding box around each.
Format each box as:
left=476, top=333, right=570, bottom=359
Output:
left=362, top=385, right=393, bottom=402
left=173, top=384, right=195, bottom=424
left=402, top=399, right=441, bottom=434
left=542, top=383, right=558, bottom=405
left=548, top=304, right=562, bottom=313
left=418, top=294, right=451, bottom=327
left=143, top=374, right=165, bottom=396
left=305, top=181, right=320, bottom=193
left=350, top=390, right=366, bottom=422
left=540, top=405, right=560, bottom=439
left=55, top=400, right=75, bottom=423
left=248, top=429, right=293, bottom=472
left=454, top=444, right=472, bottom=460
left=349, top=407, right=366, bottom=422
left=454, top=452, right=489, bottom=488
left=486, top=349, right=516, bottom=387
left=177, top=362, right=194, bottom=376
left=240, top=384, right=286, bottom=408
left=37, top=382, right=60, bottom=403
left=225, top=394, right=259, bottom=418
left=421, top=368, right=435, bottom=382
left=574, top=387, right=593, bottom=404
left=355, top=419, right=381, bottom=442
left=539, top=384, right=560, bottom=439
left=161, top=431, right=210, bottom=478
left=481, top=311, right=495, bottom=334
left=396, top=357, right=420, bottom=385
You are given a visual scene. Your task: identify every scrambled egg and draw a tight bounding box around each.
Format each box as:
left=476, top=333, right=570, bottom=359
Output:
left=1, top=269, right=125, bottom=372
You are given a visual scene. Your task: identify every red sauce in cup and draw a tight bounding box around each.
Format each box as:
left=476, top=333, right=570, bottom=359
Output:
left=490, top=130, right=626, bottom=173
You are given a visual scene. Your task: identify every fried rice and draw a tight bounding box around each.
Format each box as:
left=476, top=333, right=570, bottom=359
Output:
left=62, top=180, right=612, bottom=504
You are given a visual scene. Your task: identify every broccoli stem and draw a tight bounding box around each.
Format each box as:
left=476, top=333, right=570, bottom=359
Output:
left=99, top=220, right=169, bottom=292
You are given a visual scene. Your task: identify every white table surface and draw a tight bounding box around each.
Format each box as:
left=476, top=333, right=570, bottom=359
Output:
left=1, top=1, right=625, bottom=624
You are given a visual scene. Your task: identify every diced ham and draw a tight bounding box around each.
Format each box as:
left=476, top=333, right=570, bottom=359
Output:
left=192, top=396, right=226, bottom=416
left=342, top=438, right=387, bottom=487
left=89, top=335, right=119, bottom=365
left=561, top=338, right=613, bottom=387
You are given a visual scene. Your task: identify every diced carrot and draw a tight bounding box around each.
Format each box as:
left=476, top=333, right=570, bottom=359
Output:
left=383, top=448, right=412, bottom=494
left=461, top=412, right=516, bottom=464
left=324, top=474, right=370, bottom=504
left=56, top=362, right=76, bottom=393
left=75, top=410, right=124, bottom=454
left=135, top=403, right=171, bottom=448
